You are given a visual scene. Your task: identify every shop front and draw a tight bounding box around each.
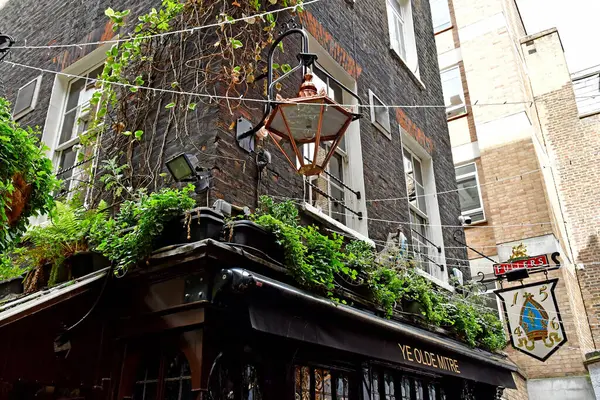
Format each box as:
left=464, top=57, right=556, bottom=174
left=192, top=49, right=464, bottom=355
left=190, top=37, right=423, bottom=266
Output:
left=0, top=240, right=516, bottom=400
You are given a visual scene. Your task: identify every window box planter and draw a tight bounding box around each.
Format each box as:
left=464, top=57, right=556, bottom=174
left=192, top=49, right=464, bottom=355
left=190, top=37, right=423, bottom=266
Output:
left=155, top=207, right=225, bottom=249
left=68, top=251, right=110, bottom=279
left=334, top=270, right=371, bottom=298
left=402, top=298, right=426, bottom=317
left=0, top=276, right=24, bottom=299
left=226, top=220, right=284, bottom=264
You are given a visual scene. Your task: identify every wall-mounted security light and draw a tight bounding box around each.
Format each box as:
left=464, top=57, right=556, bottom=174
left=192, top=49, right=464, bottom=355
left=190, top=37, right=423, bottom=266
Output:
left=165, top=152, right=210, bottom=193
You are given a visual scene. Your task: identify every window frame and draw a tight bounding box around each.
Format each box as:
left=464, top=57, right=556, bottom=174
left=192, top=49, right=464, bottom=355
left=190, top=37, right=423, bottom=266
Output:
left=429, top=0, right=452, bottom=33
left=369, top=366, right=444, bottom=400
left=572, top=70, right=600, bottom=118
left=455, top=162, right=486, bottom=225
left=385, top=0, right=419, bottom=78
left=293, top=364, right=353, bottom=400
left=304, top=64, right=351, bottom=227
left=403, top=146, right=434, bottom=276
left=369, top=89, right=392, bottom=139
left=53, top=63, right=104, bottom=198
left=12, top=75, right=42, bottom=120
left=440, top=65, right=467, bottom=120
left=133, top=350, right=193, bottom=400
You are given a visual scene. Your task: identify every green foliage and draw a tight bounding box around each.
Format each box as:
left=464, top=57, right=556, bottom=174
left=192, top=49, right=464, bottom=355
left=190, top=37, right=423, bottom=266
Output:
left=89, top=185, right=196, bottom=274
left=0, top=98, right=59, bottom=251
left=252, top=196, right=507, bottom=352
left=16, top=202, right=106, bottom=286
left=0, top=253, right=25, bottom=282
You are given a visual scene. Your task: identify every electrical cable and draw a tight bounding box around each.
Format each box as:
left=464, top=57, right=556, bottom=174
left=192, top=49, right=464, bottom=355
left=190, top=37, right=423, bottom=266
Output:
left=4, top=60, right=598, bottom=109
left=9, top=0, right=322, bottom=50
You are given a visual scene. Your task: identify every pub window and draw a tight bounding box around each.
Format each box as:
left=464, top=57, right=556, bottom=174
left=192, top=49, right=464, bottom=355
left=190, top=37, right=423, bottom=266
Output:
left=294, top=365, right=351, bottom=400
left=243, top=365, right=262, bottom=400
left=134, top=351, right=192, bottom=400
left=370, top=369, right=441, bottom=400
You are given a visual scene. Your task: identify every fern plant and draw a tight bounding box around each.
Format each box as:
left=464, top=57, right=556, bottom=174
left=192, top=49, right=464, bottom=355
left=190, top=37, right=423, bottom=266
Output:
left=17, top=202, right=106, bottom=288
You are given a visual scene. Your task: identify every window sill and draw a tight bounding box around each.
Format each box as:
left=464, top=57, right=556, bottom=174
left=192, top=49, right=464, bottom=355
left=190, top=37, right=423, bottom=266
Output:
left=371, top=120, right=392, bottom=140
left=434, top=25, right=454, bottom=35
left=447, top=112, right=468, bottom=122
left=463, top=219, right=487, bottom=228
left=415, top=268, right=454, bottom=292
left=389, top=48, right=426, bottom=91
left=579, top=109, right=600, bottom=119
left=302, top=202, right=374, bottom=247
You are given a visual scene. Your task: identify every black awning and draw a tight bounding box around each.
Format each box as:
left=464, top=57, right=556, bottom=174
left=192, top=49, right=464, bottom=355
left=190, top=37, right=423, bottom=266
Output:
left=233, top=269, right=516, bottom=389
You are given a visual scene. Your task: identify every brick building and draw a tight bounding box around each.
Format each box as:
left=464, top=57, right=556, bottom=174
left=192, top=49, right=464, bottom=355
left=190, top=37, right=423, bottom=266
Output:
left=0, top=0, right=528, bottom=399
left=430, top=0, right=600, bottom=397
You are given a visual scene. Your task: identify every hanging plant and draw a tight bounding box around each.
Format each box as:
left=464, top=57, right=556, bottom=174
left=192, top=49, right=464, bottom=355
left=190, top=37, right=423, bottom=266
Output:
left=89, top=185, right=196, bottom=275
left=0, top=97, right=59, bottom=252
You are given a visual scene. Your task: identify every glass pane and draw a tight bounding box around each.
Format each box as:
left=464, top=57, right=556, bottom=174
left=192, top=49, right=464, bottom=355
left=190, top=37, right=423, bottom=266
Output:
left=394, top=17, right=406, bottom=59
left=65, top=79, right=84, bottom=112
left=336, top=375, right=349, bottom=400
left=134, top=384, right=145, bottom=400
left=401, top=377, right=411, bottom=400
left=455, top=163, right=476, bottom=177
left=244, top=365, right=262, bottom=400
left=430, top=0, right=451, bottom=31
left=57, top=147, right=77, bottom=181
left=428, top=384, right=436, bottom=400
left=413, top=158, right=423, bottom=185
left=331, top=185, right=346, bottom=225
left=384, top=373, right=395, bottom=400
left=165, top=381, right=182, bottom=400
left=86, top=65, right=104, bottom=87
left=180, top=379, right=193, bottom=400
left=60, top=109, right=77, bottom=144
left=329, top=153, right=343, bottom=182
left=441, top=67, right=466, bottom=118
left=416, top=183, right=426, bottom=214
left=372, top=371, right=380, bottom=400
left=403, top=149, right=413, bottom=176
left=295, top=366, right=311, bottom=400
left=375, top=103, right=389, bottom=130
left=144, top=383, right=157, bottom=400
left=406, top=176, right=417, bottom=208
left=166, top=352, right=189, bottom=378
left=13, top=79, right=37, bottom=115
left=456, top=176, right=481, bottom=212
left=415, top=380, right=423, bottom=400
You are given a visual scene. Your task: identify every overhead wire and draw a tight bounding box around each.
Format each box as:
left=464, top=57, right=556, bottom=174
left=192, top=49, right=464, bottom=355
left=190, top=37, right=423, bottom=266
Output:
left=4, top=60, right=598, bottom=110
left=9, top=0, right=322, bottom=50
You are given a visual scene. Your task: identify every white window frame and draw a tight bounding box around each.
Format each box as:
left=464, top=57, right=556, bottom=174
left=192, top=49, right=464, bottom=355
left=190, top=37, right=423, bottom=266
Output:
left=429, top=0, right=452, bottom=33
left=301, top=32, right=369, bottom=238
left=369, top=90, right=391, bottom=139
left=12, top=75, right=42, bottom=120
left=53, top=64, right=104, bottom=198
left=386, top=0, right=419, bottom=78
left=441, top=65, right=467, bottom=119
left=42, top=45, right=109, bottom=204
left=400, top=128, right=448, bottom=283
left=572, top=69, right=600, bottom=118
left=455, top=162, right=486, bottom=225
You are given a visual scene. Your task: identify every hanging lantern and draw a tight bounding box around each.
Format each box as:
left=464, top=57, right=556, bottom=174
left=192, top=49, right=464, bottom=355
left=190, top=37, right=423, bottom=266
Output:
left=264, top=73, right=355, bottom=176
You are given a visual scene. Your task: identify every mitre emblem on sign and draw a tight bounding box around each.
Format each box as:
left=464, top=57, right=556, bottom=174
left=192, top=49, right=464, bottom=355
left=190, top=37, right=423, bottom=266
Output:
left=495, top=279, right=567, bottom=361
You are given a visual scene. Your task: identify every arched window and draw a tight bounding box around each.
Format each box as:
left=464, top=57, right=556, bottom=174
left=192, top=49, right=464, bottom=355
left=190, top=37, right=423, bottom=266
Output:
left=134, top=351, right=193, bottom=400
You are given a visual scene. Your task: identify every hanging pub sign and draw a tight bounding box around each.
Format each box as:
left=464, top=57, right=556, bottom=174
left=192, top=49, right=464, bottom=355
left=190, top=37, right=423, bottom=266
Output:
left=493, top=252, right=561, bottom=276
left=495, top=278, right=567, bottom=361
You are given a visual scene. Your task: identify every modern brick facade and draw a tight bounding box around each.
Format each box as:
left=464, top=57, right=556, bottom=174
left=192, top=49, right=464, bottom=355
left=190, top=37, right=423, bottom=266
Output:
left=434, top=0, right=600, bottom=397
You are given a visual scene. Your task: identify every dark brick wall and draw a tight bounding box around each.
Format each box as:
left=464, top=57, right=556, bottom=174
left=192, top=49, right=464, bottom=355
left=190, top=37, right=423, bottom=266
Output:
left=0, top=0, right=467, bottom=275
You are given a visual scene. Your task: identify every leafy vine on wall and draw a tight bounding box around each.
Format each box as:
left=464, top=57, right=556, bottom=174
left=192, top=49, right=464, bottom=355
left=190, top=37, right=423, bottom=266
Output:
left=82, top=0, right=303, bottom=205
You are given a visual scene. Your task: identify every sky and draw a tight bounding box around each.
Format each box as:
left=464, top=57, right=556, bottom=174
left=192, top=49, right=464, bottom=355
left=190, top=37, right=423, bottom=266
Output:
left=517, top=0, right=600, bottom=74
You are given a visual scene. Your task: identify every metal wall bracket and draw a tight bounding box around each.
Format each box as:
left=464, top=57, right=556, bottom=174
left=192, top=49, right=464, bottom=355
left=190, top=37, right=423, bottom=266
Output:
left=236, top=117, right=255, bottom=153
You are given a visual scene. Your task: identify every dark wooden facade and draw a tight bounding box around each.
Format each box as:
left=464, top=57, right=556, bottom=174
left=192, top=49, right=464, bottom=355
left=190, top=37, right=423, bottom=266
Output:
left=0, top=240, right=515, bottom=400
